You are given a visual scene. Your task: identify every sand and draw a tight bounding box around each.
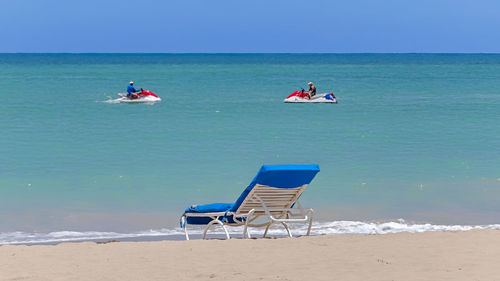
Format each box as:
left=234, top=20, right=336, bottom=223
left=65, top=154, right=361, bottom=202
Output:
left=1, top=230, right=500, bottom=281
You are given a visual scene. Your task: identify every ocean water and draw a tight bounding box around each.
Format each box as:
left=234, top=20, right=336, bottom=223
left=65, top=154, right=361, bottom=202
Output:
left=1, top=54, right=500, bottom=244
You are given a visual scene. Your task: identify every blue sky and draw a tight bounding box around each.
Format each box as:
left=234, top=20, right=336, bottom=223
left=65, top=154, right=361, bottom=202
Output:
left=2, top=0, right=499, bottom=53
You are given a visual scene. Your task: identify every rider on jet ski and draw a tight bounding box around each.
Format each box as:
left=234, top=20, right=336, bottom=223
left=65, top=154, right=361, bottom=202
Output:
left=303, top=82, right=316, bottom=100
left=127, top=81, right=142, bottom=99
left=307, top=82, right=316, bottom=97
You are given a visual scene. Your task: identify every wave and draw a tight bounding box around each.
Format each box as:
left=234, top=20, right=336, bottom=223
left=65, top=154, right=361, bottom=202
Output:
left=2, top=219, right=500, bottom=245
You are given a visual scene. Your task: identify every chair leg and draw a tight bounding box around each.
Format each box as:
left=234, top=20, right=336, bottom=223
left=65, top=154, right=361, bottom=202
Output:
left=181, top=216, right=190, bottom=240
left=243, top=210, right=256, bottom=239
left=222, top=224, right=230, bottom=240
left=243, top=222, right=251, bottom=239
left=306, top=209, right=314, bottom=236
left=202, top=218, right=230, bottom=240
left=263, top=223, right=271, bottom=238
left=281, top=222, right=292, bottom=238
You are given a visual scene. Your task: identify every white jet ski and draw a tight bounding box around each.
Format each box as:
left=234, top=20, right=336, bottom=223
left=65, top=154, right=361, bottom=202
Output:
left=284, top=91, right=338, bottom=103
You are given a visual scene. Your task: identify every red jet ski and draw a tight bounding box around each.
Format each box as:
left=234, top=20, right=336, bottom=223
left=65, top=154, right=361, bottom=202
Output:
left=116, top=90, right=161, bottom=103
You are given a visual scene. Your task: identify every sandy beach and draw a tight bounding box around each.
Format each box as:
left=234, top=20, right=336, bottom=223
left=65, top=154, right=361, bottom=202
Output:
left=1, top=230, right=499, bottom=281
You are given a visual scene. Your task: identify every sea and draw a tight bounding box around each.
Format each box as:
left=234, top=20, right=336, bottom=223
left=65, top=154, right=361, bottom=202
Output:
left=1, top=53, right=499, bottom=244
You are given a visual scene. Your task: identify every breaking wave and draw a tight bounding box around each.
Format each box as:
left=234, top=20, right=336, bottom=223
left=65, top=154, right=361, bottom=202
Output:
left=2, top=219, right=500, bottom=245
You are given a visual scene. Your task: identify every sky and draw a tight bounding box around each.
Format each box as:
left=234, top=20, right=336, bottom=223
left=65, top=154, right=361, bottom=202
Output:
left=1, top=0, right=499, bottom=53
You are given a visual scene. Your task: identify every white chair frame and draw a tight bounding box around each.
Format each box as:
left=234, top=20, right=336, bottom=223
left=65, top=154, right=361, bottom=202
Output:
left=180, top=184, right=314, bottom=240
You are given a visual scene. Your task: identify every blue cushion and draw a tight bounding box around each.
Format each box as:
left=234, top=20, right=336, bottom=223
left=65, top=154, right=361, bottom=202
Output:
left=184, top=203, right=235, bottom=225
left=184, top=203, right=234, bottom=214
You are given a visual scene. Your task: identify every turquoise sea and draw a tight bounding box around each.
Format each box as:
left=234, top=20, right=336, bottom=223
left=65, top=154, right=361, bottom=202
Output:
left=1, top=54, right=500, bottom=243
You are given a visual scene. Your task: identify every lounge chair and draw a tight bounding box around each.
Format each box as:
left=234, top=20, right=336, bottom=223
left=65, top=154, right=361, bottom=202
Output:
left=180, top=164, right=320, bottom=240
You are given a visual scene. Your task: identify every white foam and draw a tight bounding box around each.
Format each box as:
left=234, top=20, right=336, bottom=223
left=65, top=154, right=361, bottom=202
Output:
left=2, top=219, right=500, bottom=245
left=306, top=219, right=500, bottom=235
left=0, top=229, right=182, bottom=245
left=100, top=94, right=161, bottom=104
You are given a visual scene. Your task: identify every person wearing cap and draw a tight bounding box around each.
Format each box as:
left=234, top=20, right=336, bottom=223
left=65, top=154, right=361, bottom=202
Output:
left=127, top=81, right=140, bottom=99
left=307, top=82, right=316, bottom=97
left=303, top=82, right=316, bottom=100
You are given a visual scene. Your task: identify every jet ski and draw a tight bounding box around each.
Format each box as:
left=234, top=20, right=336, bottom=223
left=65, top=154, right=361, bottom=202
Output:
left=111, top=90, right=161, bottom=104
left=284, top=90, right=338, bottom=103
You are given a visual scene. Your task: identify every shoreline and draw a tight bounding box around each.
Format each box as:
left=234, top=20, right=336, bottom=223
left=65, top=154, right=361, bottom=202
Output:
left=2, top=219, right=500, bottom=246
left=1, top=230, right=500, bottom=280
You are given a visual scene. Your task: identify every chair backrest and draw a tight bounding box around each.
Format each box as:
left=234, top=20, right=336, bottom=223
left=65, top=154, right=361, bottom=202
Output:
left=235, top=184, right=307, bottom=215
left=230, top=165, right=320, bottom=213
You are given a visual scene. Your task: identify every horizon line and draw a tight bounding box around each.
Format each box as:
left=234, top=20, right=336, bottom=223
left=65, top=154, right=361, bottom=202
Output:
left=1, top=52, right=500, bottom=55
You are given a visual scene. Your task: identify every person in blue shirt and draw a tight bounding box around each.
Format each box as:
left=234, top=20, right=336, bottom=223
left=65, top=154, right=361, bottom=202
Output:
left=127, top=81, right=141, bottom=99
